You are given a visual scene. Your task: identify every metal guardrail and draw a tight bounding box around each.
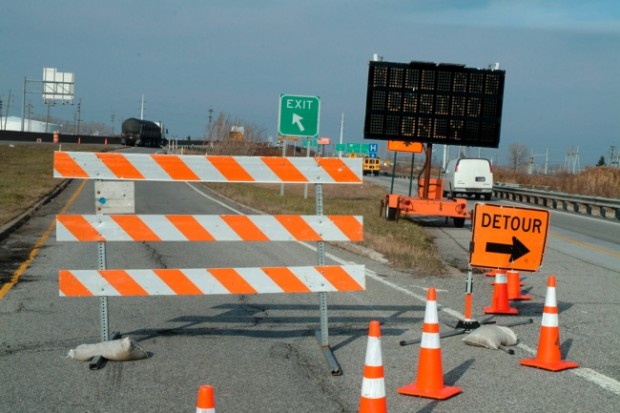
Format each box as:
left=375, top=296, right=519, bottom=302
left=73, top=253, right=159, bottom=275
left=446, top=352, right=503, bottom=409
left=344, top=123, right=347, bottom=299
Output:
left=493, top=183, right=620, bottom=222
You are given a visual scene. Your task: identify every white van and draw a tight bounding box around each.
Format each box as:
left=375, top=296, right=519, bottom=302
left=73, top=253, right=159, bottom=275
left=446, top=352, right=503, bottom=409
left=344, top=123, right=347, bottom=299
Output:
left=442, top=158, right=493, bottom=200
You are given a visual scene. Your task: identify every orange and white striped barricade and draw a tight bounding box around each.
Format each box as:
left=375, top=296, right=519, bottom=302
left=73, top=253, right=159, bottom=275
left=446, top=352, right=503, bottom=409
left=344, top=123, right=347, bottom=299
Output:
left=54, top=152, right=364, bottom=374
left=56, top=214, right=363, bottom=243
left=59, top=265, right=365, bottom=297
left=54, top=152, right=362, bottom=184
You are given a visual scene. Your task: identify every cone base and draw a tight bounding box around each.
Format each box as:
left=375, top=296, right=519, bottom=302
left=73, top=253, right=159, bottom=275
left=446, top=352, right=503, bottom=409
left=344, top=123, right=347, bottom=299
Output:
left=397, top=382, right=462, bottom=400
left=509, top=294, right=531, bottom=301
left=483, top=306, right=518, bottom=315
left=520, top=357, right=579, bottom=371
left=359, top=397, right=387, bottom=413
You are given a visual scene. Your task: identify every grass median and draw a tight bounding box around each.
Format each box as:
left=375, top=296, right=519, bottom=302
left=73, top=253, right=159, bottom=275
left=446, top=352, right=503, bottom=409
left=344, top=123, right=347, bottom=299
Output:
left=204, top=182, right=446, bottom=275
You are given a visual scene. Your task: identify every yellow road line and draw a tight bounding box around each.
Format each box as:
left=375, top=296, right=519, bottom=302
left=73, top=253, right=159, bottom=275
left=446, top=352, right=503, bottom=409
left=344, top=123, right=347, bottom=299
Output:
left=0, top=180, right=88, bottom=299
left=550, top=230, right=620, bottom=258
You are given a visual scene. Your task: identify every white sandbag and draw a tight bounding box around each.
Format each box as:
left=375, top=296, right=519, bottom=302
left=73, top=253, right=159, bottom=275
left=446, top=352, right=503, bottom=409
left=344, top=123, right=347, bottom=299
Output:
left=68, top=337, right=148, bottom=361
left=462, top=325, right=518, bottom=350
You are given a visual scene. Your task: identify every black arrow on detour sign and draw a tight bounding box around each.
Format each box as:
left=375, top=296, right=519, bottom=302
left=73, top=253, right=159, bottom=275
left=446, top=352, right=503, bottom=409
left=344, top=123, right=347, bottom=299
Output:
left=485, top=236, right=530, bottom=262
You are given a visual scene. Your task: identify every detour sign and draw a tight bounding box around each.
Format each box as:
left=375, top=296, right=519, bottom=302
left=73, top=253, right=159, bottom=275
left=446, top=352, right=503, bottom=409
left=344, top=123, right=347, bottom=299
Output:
left=470, top=203, right=549, bottom=272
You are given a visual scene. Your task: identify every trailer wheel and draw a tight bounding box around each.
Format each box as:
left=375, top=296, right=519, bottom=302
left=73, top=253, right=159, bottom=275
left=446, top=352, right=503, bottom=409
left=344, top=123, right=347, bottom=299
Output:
left=453, top=217, right=465, bottom=228
left=385, top=205, right=397, bottom=221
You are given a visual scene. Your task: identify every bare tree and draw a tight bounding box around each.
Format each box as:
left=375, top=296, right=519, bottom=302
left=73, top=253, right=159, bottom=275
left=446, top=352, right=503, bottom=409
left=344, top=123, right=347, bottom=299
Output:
left=507, top=143, right=530, bottom=173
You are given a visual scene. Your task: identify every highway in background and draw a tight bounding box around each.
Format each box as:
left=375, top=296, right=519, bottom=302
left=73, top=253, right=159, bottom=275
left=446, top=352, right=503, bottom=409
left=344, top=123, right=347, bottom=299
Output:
left=0, top=149, right=618, bottom=412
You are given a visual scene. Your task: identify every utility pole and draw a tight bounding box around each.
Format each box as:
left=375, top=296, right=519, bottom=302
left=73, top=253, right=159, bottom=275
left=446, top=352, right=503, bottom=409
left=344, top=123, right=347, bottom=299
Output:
left=2, top=90, right=12, bottom=130
left=207, top=107, right=213, bottom=140
left=26, top=101, right=33, bottom=131
left=76, top=99, right=82, bottom=135
left=610, top=146, right=618, bottom=168
left=110, top=113, right=115, bottom=135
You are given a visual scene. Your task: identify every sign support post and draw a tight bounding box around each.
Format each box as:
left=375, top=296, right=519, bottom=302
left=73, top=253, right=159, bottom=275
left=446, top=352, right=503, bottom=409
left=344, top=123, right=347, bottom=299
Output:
left=313, top=182, right=341, bottom=375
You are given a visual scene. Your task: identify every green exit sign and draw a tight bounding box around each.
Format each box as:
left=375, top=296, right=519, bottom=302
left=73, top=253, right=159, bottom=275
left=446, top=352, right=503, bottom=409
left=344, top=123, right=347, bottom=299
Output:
left=278, top=94, right=320, bottom=137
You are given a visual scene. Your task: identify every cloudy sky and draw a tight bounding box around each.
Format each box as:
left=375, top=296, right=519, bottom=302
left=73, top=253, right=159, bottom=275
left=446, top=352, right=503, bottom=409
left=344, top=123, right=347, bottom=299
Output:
left=2, top=0, right=619, bottom=166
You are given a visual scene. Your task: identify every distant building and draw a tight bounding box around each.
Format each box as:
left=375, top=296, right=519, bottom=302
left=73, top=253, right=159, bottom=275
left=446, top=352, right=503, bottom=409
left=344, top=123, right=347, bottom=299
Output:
left=230, top=125, right=245, bottom=141
left=0, top=116, right=61, bottom=133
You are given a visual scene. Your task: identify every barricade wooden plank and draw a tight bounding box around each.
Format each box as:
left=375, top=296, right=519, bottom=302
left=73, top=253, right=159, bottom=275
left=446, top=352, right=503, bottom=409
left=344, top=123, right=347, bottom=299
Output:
left=59, top=265, right=366, bottom=296
left=56, top=214, right=363, bottom=242
left=53, top=152, right=363, bottom=183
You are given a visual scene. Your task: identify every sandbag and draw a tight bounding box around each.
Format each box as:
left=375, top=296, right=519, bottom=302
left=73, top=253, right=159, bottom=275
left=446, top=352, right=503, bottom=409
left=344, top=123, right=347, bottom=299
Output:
left=462, top=325, right=518, bottom=350
left=68, top=337, right=148, bottom=361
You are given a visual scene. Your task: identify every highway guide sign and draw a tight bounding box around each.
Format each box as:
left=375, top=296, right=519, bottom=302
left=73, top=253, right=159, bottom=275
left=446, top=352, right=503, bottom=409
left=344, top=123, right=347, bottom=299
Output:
left=469, top=203, right=549, bottom=272
left=278, top=94, right=320, bottom=137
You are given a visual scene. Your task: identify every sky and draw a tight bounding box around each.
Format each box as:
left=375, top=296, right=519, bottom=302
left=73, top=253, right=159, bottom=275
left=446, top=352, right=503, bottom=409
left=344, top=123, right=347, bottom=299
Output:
left=1, top=0, right=619, bottom=167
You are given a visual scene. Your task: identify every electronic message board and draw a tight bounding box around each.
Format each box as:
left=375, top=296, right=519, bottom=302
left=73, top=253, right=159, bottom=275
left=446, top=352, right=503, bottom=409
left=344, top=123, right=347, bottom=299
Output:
left=364, top=60, right=506, bottom=148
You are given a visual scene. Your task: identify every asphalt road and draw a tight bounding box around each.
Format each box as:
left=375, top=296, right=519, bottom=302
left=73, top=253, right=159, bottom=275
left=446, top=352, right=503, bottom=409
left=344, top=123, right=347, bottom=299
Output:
left=0, top=151, right=618, bottom=412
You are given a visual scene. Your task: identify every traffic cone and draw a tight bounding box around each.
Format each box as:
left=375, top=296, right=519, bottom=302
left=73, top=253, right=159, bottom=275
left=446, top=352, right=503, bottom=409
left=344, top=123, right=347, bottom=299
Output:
left=507, top=270, right=531, bottom=301
left=359, top=320, right=387, bottom=413
left=398, top=288, right=462, bottom=400
left=520, top=275, right=579, bottom=371
left=484, top=272, right=518, bottom=315
left=196, top=385, right=216, bottom=413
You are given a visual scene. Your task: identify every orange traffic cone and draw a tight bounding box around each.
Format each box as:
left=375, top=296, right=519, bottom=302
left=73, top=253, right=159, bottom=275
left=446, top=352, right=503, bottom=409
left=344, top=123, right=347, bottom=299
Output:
left=398, top=288, right=462, bottom=400
left=359, top=320, right=387, bottom=413
left=520, top=275, right=579, bottom=371
left=507, top=270, right=531, bottom=301
left=484, top=272, right=518, bottom=315
left=196, top=385, right=216, bottom=413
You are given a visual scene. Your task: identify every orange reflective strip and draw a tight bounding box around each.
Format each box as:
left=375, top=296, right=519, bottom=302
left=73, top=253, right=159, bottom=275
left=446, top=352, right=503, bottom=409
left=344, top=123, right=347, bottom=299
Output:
left=154, top=269, right=203, bottom=295
left=96, top=153, right=145, bottom=180
left=166, top=215, right=215, bottom=241
left=327, top=216, right=363, bottom=241
left=315, top=158, right=361, bottom=183
left=208, top=156, right=255, bottom=182
left=111, top=216, right=161, bottom=241
left=543, top=305, right=558, bottom=314
left=100, top=270, right=149, bottom=296
left=208, top=268, right=257, bottom=294
left=423, top=323, right=440, bottom=333
left=261, top=157, right=308, bottom=182
left=59, top=270, right=94, bottom=297
left=151, top=154, right=200, bottom=180
left=317, top=266, right=363, bottom=291
left=274, top=216, right=321, bottom=241
left=54, top=152, right=89, bottom=178
left=221, top=216, right=269, bottom=241
left=57, top=215, right=103, bottom=241
left=363, top=364, right=385, bottom=379
left=262, top=267, right=311, bottom=293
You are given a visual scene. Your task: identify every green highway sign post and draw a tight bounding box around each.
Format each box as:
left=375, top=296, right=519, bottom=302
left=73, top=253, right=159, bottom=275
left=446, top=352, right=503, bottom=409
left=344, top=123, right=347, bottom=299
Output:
left=278, top=94, right=320, bottom=137
left=304, top=138, right=318, bottom=148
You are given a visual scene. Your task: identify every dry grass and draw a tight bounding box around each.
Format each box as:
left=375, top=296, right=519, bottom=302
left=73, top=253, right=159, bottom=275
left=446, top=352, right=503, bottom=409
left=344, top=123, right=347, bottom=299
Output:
left=494, top=167, right=620, bottom=198
left=0, top=143, right=115, bottom=226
